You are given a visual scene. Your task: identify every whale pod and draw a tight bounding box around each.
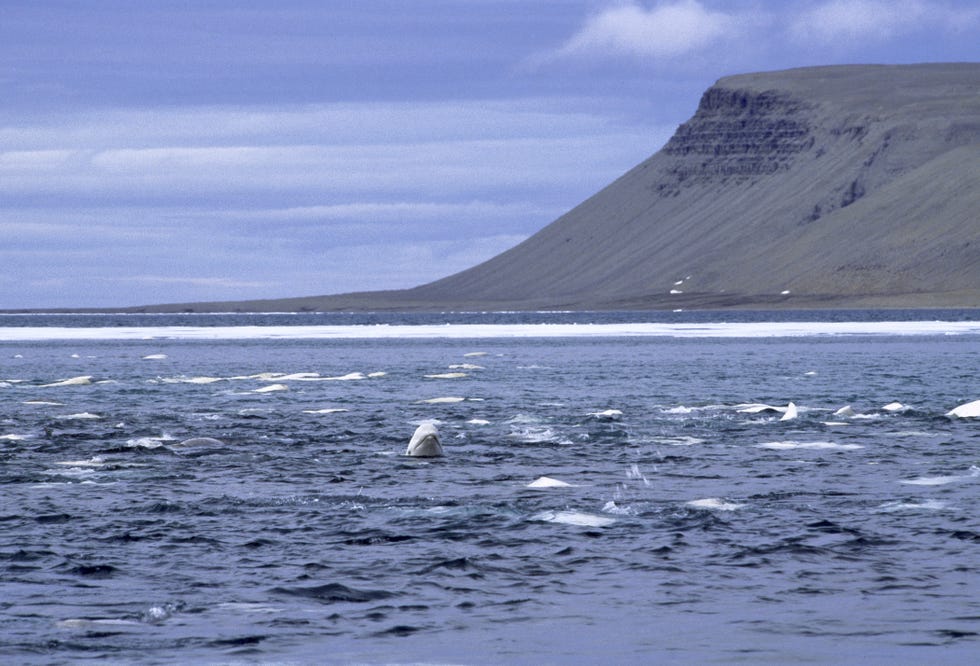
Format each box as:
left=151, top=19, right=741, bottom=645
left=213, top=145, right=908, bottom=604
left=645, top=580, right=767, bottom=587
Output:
left=406, top=423, right=444, bottom=457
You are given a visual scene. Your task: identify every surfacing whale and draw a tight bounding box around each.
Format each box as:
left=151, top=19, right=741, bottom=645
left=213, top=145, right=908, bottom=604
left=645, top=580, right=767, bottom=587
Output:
left=405, top=423, right=443, bottom=457
left=947, top=399, right=980, bottom=418
left=176, top=437, right=225, bottom=448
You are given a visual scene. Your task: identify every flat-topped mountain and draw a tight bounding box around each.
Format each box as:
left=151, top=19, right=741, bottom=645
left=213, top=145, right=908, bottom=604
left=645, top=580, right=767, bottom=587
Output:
left=148, top=63, right=980, bottom=312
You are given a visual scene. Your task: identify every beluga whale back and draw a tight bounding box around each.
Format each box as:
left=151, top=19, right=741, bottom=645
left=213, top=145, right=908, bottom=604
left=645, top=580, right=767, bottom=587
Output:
left=405, top=423, right=444, bottom=457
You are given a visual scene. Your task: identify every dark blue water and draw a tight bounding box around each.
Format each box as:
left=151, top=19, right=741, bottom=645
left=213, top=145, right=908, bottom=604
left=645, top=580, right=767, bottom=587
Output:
left=1, top=313, right=978, bottom=664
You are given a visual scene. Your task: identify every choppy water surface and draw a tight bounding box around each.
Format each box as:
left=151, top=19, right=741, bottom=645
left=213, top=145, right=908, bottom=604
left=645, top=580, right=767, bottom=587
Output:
left=1, top=312, right=978, bottom=664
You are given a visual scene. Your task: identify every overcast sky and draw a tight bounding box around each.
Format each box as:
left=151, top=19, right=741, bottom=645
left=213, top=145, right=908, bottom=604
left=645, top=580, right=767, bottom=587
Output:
left=3, top=0, right=979, bottom=309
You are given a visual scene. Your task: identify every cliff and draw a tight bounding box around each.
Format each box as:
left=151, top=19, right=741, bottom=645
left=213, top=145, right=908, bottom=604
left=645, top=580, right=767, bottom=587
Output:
left=146, top=63, right=980, bottom=312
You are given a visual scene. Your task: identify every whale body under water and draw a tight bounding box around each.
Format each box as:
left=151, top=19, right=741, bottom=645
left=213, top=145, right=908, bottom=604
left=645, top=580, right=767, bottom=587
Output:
left=176, top=437, right=225, bottom=448
left=405, top=423, right=443, bottom=457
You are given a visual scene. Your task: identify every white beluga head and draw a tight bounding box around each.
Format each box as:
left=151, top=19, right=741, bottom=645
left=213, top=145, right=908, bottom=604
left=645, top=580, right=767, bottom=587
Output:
left=406, top=423, right=443, bottom=457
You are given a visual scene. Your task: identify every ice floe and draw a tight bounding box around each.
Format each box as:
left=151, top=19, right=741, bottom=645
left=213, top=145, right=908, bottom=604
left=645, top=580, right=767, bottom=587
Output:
left=5, top=321, right=980, bottom=341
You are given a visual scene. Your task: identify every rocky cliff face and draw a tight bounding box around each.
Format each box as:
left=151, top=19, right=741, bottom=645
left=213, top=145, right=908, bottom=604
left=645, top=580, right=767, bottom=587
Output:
left=143, top=64, right=980, bottom=313
left=658, top=88, right=815, bottom=193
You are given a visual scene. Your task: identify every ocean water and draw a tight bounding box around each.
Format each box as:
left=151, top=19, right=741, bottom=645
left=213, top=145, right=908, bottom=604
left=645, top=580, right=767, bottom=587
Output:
left=1, top=311, right=978, bottom=664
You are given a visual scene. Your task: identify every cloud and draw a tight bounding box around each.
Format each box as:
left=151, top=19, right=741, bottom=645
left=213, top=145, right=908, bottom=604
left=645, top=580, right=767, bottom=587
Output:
left=552, top=1, right=740, bottom=60
left=0, top=98, right=672, bottom=308
left=789, top=0, right=980, bottom=44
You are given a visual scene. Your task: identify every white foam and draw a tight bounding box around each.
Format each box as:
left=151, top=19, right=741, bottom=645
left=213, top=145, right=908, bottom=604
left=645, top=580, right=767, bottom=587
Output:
left=756, top=440, right=863, bottom=450
left=57, top=618, right=141, bottom=629
left=55, top=456, right=106, bottom=467
left=531, top=510, right=615, bottom=527
left=526, top=476, right=574, bottom=488
left=687, top=498, right=745, bottom=511
left=947, top=399, right=980, bottom=418
left=216, top=602, right=283, bottom=614
left=602, top=501, right=635, bottom=515
left=4, top=321, right=980, bottom=341
left=126, top=435, right=174, bottom=449
left=877, top=499, right=949, bottom=512
left=900, top=467, right=979, bottom=486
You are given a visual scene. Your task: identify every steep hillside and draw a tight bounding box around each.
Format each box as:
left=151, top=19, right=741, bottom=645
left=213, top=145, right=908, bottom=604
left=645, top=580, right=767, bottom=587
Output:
left=144, top=63, right=980, bottom=312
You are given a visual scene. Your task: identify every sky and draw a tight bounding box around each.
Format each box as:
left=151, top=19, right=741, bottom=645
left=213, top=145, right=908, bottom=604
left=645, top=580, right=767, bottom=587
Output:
left=2, top=1, right=979, bottom=309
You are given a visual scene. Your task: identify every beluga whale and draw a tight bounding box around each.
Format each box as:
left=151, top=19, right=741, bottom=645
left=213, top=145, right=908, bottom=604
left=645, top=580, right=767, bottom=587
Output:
left=405, top=423, right=444, bottom=457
